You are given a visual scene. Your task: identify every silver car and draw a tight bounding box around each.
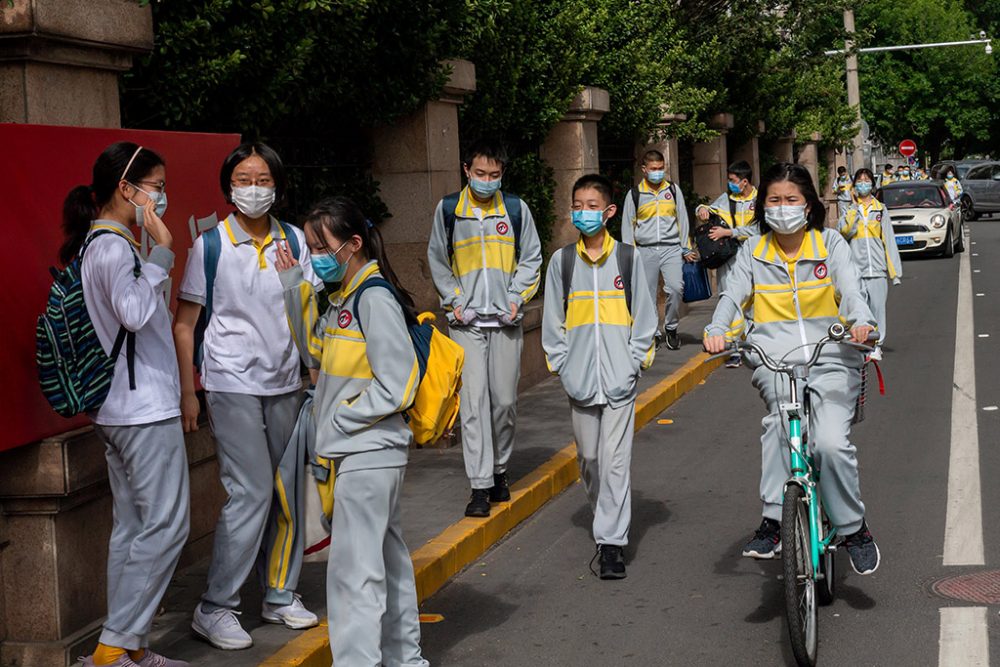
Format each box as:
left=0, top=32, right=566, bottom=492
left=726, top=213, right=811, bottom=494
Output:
left=959, top=161, right=1000, bottom=220
left=880, top=181, right=965, bottom=257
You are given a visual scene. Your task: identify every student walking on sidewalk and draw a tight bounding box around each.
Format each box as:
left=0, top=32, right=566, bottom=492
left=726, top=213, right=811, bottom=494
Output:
left=542, top=175, right=657, bottom=580
left=64, top=143, right=190, bottom=667
left=278, top=197, right=429, bottom=667
left=621, top=150, right=698, bottom=351
left=427, top=141, right=543, bottom=518
left=174, top=143, right=320, bottom=650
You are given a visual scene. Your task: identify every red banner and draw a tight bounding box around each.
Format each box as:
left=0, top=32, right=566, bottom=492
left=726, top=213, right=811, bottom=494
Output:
left=0, top=123, right=240, bottom=451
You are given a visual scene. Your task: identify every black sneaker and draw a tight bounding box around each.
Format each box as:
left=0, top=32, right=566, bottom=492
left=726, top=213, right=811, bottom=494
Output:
left=654, top=332, right=664, bottom=349
left=664, top=329, right=681, bottom=351
left=842, top=520, right=880, bottom=575
left=595, top=544, right=627, bottom=580
left=489, top=472, right=511, bottom=503
left=465, top=489, right=491, bottom=517
left=742, top=518, right=782, bottom=559
left=725, top=352, right=742, bottom=368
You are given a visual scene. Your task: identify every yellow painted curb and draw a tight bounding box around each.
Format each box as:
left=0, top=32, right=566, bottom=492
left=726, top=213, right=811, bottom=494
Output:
left=259, top=352, right=723, bottom=666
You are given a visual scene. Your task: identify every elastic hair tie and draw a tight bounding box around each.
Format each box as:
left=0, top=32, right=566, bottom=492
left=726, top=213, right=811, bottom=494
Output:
left=365, top=219, right=374, bottom=229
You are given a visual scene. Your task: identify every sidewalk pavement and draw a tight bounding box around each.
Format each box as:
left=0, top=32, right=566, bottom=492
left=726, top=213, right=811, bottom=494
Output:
left=103, top=299, right=721, bottom=667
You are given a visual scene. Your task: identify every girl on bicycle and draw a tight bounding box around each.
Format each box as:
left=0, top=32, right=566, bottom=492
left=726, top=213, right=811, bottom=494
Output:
left=275, top=197, right=429, bottom=667
left=703, top=163, right=881, bottom=576
left=838, top=168, right=902, bottom=361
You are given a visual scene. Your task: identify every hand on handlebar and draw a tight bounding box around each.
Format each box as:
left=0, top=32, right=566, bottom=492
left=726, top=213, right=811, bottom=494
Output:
left=704, top=335, right=728, bottom=354
left=850, top=325, right=875, bottom=345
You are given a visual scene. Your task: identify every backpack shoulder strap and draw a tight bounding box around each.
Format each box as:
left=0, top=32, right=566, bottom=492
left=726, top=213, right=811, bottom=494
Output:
left=617, top=242, right=634, bottom=314
left=502, top=192, right=523, bottom=261
left=278, top=221, right=301, bottom=259
left=351, top=277, right=417, bottom=337
left=202, top=225, right=222, bottom=321
left=441, top=192, right=461, bottom=262
left=729, top=195, right=737, bottom=226
left=560, top=243, right=577, bottom=314
left=631, top=188, right=640, bottom=222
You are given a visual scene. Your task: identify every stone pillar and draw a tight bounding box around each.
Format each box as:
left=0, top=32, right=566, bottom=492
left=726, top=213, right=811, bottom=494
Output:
left=634, top=112, right=687, bottom=186
left=371, top=60, right=476, bottom=313
left=771, top=131, right=797, bottom=164
left=540, top=86, right=610, bottom=253
left=729, top=120, right=766, bottom=184
left=691, top=112, right=734, bottom=202
left=0, top=0, right=153, bottom=127
left=797, top=131, right=822, bottom=192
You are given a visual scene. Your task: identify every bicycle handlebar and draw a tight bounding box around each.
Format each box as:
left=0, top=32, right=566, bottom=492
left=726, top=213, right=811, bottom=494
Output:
left=704, top=323, right=876, bottom=372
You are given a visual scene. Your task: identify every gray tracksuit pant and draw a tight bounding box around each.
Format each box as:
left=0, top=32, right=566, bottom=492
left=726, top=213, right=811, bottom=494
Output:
left=638, top=244, right=684, bottom=333
left=94, top=417, right=191, bottom=650
left=752, top=364, right=866, bottom=535
left=449, top=325, right=522, bottom=489
left=571, top=400, right=636, bottom=547
left=203, top=390, right=302, bottom=610
left=863, top=277, right=889, bottom=344
left=328, top=460, right=428, bottom=667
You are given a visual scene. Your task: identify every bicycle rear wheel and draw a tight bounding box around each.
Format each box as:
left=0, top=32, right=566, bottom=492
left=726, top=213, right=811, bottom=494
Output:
left=782, top=483, right=818, bottom=666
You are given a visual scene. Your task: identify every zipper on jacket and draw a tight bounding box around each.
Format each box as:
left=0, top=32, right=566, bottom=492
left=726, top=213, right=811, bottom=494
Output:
left=787, top=263, right=811, bottom=363
left=593, top=262, right=604, bottom=403
left=478, top=213, right=492, bottom=313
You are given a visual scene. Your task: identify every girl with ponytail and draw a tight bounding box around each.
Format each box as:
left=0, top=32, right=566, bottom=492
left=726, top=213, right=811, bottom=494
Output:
left=61, top=142, right=191, bottom=667
left=275, top=196, right=429, bottom=667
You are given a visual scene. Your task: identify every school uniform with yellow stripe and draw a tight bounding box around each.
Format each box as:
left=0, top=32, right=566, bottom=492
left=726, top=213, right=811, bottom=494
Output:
left=704, top=228, right=876, bottom=534
left=542, top=232, right=657, bottom=548
left=281, top=259, right=429, bottom=667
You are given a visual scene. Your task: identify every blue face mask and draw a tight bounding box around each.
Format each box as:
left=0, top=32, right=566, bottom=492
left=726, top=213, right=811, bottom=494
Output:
left=646, top=170, right=665, bottom=185
left=727, top=181, right=742, bottom=195
left=312, top=242, right=351, bottom=283
left=571, top=209, right=606, bottom=237
left=854, top=181, right=873, bottom=196
left=469, top=177, right=502, bottom=199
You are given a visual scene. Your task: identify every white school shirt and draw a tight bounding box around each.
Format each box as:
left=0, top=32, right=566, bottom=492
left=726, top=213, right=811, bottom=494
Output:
left=81, top=220, right=182, bottom=426
left=178, top=213, right=321, bottom=395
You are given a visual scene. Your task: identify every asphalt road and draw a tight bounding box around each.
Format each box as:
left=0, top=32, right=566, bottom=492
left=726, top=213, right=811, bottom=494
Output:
left=420, top=221, right=1000, bottom=666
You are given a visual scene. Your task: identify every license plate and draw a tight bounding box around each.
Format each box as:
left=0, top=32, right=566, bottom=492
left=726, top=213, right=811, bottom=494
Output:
left=896, top=235, right=914, bottom=246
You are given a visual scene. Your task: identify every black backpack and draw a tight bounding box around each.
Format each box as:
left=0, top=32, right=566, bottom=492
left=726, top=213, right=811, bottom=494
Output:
left=559, top=242, right=634, bottom=314
left=694, top=197, right=741, bottom=269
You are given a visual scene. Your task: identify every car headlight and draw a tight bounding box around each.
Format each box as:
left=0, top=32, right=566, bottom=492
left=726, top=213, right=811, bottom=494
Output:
left=930, top=214, right=946, bottom=229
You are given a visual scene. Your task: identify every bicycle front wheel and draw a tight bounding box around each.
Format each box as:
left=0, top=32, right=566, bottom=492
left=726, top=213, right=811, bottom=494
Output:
left=782, top=483, right=818, bottom=666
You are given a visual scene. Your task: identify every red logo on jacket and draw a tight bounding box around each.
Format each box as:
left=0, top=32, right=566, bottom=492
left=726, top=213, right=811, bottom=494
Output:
left=614, top=275, right=624, bottom=290
left=338, top=310, right=353, bottom=328
left=496, top=221, right=509, bottom=235
left=875, top=212, right=883, bottom=222
left=814, top=263, right=828, bottom=280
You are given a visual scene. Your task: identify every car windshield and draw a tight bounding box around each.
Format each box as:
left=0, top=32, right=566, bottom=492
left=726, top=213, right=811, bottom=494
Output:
left=882, top=185, right=945, bottom=209
left=957, top=165, right=973, bottom=178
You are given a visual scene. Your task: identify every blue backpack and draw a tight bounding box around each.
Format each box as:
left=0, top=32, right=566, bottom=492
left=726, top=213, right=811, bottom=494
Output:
left=36, top=230, right=139, bottom=417
left=192, top=221, right=300, bottom=366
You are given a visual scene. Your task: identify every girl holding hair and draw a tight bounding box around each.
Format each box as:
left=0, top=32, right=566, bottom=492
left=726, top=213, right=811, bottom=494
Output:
left=275, top=197, right=429, bottom=667
left=838, top=168, right=902, bottom=361
left=704, top=163, right=881, bottom=577
left=174, top=143, right=320, bottom=649
left=65, top=142, right=190, bottom=667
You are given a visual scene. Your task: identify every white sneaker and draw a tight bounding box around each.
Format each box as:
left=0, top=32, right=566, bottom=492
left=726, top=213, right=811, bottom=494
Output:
left=79, top=656, right=139, bottom=667
left=867, top=346, right=883, bottom=362
left=192, top=604, right=253, bottom=650
left=262, top=595, right=319, bottom=630
left=134, top=650, right=190, bottom=667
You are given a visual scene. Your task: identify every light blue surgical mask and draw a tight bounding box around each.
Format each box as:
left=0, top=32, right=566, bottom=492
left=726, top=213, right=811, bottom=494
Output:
left=727, top=181, right=742, bottom=195
left=854, top=181, right=873, bottom=196
left=646, top=170, right=665, bottom=185
left=571, top=209, right=606, bottom=237
left=128, top=184, right=167, bottom=227
left=469, top=177, right=502, bottom=199
left=312, top=241, right=352, bottom=283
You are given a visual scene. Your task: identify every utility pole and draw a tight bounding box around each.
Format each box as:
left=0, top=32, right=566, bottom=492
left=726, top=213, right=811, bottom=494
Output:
left=843, top=9, right=865, bottom=171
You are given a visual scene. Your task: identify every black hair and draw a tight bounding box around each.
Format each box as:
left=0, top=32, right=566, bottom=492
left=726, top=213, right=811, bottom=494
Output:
left=753, top=162, right=826, bottom=234
left=642, top=149, right=665, bottom=165
left=463, top=140, right=508, bottom=170
left=60, top=142, right=165, bottom=265
left=853, top=168, right=876, bottom=185
left=884, top=164, right=894, bottom=170
left=728, top=160, right=753, bottom=182
left=219, top=142, right=287, bottom=204
left=303, top=196, right=415, bottom=313
left=837, top=166, right=847, bottom=174
left=572, top=174, right=614, bottom=205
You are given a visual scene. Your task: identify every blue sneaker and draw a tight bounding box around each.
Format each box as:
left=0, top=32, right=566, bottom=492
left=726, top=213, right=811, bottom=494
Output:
left=842, top=520, right=880, bottom=575
left=742, top=518, right=782, bottom=559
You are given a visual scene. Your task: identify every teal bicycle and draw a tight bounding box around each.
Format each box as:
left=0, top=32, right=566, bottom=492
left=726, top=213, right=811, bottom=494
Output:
left=708, top=323, right=872, bottom=666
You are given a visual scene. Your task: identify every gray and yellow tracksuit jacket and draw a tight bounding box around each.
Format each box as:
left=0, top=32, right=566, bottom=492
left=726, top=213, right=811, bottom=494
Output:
left=427, top=187, right=542, bottom=325
left=838, top=199, right=903, bottom=281
left=542, top=234, right=658, bottom=408
left=698, top=188, right=760, bottom=241
left=835, top=176, right=854, bottom=203
left=281, top=260, right=420, bottom=472
left=945, top=177, right=964, bottom=202
left=877, top=171, right=894, bottom=188
left=620, top=180, right=693, bottom=251
left=705, top=229, right=876, bottom=369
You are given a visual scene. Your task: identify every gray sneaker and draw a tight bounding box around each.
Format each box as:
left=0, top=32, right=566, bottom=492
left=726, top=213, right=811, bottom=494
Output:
left=135, top=650, right=190, bottom=667
left=79, top=656, right=139, bottom=667
left=842, top=520, right=881, bottom=575
left=664, top=328, right=681, bottom=350
left=192, top=603, right=253, bottom=650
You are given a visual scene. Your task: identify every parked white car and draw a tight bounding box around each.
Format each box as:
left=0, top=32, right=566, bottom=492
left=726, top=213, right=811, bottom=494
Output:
left=878, top=181, right=965, bottom=258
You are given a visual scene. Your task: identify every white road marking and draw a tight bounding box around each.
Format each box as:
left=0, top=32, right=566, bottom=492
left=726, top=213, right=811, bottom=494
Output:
left=938, top=607, right=989, bottom=667
left=982, top=406, right=998, bottom=411
left=973, top=269, right=981, bottom=273
left=977, top=334, right=990, bottom=338
left=976, top=293, right=985, bottom=297
left=944, top=242, right=984, bottom=566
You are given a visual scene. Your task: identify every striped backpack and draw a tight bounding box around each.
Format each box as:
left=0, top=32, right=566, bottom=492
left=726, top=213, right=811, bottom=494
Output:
left=36, top=230, right=139, bottom=417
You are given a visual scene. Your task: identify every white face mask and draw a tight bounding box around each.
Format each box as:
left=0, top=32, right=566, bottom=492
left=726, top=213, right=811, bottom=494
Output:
left=231, top=185, right=276, bottom=219
left=765, top=204, right=808, bottom=235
